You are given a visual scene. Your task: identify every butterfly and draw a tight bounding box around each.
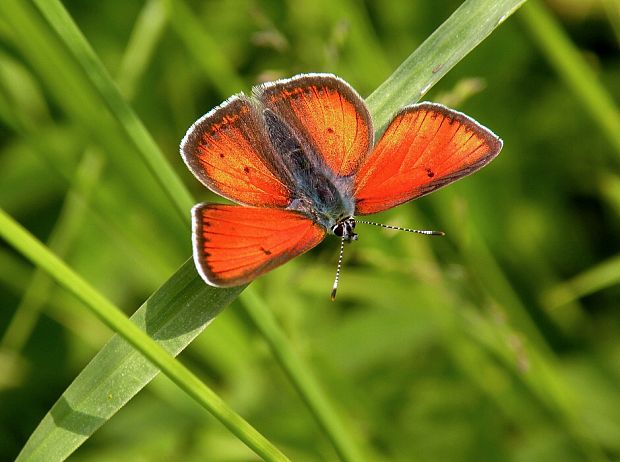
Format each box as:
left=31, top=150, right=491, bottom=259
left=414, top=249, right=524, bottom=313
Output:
left=180, top=73, right=503, bottom=299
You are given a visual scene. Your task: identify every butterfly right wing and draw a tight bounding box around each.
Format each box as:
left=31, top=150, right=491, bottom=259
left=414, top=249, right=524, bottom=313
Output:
left=181, top=95, right=295, bottom=208
left=354, top=103, right=503, bottom=215
left=193, top=203, right=326, bottom=287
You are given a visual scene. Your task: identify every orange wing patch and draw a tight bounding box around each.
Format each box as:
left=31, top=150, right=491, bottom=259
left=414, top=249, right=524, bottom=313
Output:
left=354, top=103, right=503, bottom=215
left=193, top=203, right=326, bottom=287
left=255, top=74, right=373, bottom=177
left=181, top=95, right=293, bottom=208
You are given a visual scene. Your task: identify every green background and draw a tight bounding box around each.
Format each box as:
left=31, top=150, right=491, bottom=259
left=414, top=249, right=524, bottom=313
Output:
left=1, top=0, right=620, bottom=460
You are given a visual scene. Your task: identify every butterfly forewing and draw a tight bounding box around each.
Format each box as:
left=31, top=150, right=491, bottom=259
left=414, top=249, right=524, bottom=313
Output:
left=192, top=204, right=326, bottom=287
left=255, top=74, right=373, bottom=177
left=181, top=95, right=294, bottom=208
left=354, top=103, right=503, bottom=215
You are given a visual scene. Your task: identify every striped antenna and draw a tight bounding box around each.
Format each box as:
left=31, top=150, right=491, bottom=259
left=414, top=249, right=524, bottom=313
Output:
left=330, top=234, right=346, bottom=301
left=356, top=220, right=445, bottom=236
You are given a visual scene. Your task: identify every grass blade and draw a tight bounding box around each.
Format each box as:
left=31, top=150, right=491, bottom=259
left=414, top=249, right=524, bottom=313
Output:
left=542, top=254, right=620, bottom=309
left=116, top=0, right=168, bottom=98
left=0, top=208, right=287, bottom=462
left=519, top=0, right=620, bottom=304
left=519, top=0, right=620, bottom=159
left=30, top=0, right=194, bottom=222
left=0, top=0, right=186, bottom=247
left=242, top=288, right=367, bottom=462
left=1, top=150, right=104, bottom=352
left=2, top=0, right=168, bottom=354
left=162, top=0, right=246, bottom=96
left=366, top=0, right=526, bottom=129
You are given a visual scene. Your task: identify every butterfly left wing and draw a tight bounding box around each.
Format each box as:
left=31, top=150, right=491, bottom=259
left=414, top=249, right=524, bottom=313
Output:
left=193, top=204, right=326, bottom=287
left=354, top=102, right=503, bottom=215
left=255, top=73, right=373, bottom=177
left=181, top=95, right=294, bottom=208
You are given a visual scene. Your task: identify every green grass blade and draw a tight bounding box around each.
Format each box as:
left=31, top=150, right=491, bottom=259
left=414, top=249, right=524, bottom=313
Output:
left=602, top=0, right=620, bottom=45
left=116, top=0, right=168, bottom=99
left=162, top=0, right=245, bottom=96
left=542, top=254, right=620, bottom=309
left=519, top=0, right=620, bottom=159
left=518, top=0, right=620, bottom=305
left=242, top=287, right=367, bottom=462
left=0, top=0, right=186, bottom=242
left=0, top=208, right=287, bottom=462
left=1, top=150, right=104, bottom=352
left=366, top=0, right=527, bottom=130
left=1, top=0, right=168, bottom=354
left=29, top=0, right=194, bottom=222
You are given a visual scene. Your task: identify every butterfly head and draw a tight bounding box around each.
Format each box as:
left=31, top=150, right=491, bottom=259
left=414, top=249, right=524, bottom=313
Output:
left=331, top=217, right=358, bottom=242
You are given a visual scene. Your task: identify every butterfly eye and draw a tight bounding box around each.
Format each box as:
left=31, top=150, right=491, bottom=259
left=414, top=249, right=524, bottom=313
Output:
left=332, top=223, right=345, bottom=237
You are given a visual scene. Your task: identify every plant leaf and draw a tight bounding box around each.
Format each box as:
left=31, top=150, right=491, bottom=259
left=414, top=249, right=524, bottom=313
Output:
left=366, top=0, right=527, bottom=130
left=16, top=258, right=248, bottom=462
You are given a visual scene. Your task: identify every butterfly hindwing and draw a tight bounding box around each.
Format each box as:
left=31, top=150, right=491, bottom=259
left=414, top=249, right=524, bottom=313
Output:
left=255, top=73, right=373, bottom=177
left=192, top=203, right=327, bottom=287
left=354, top=102, right=503, bottom=215
left=181, top=95, right=294, bottom=208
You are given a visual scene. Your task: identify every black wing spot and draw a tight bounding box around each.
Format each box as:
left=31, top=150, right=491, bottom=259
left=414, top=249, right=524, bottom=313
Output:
left=260, top=247, right=272, bottom=255
left=426, top=168, right=435, bottom=178
left=219, top=153, right=225, bottom=158
left=326, top=127, right=334, bottom=134
left=243, top=166, right=250, bottom=173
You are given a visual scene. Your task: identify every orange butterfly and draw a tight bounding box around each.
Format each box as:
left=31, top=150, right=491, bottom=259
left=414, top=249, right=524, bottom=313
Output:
left=181, top=74, right=502, bottom=298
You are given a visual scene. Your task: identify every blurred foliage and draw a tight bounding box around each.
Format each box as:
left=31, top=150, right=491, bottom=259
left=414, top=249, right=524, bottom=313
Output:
left=1, top=0, right=620, bottom=461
